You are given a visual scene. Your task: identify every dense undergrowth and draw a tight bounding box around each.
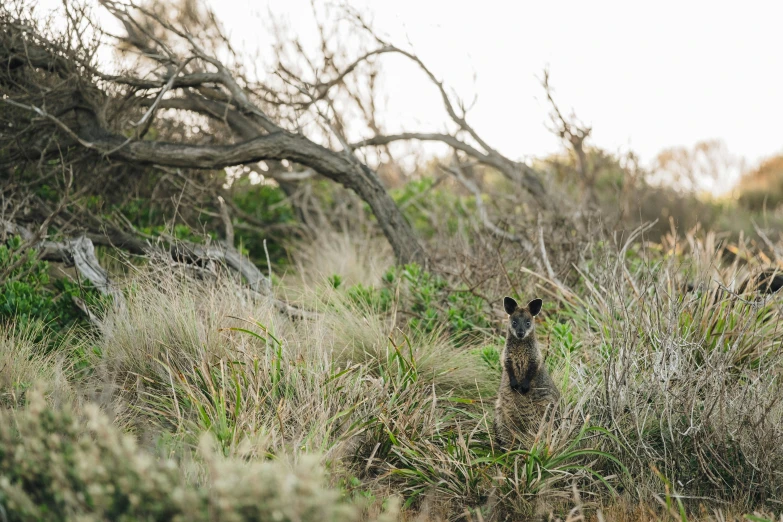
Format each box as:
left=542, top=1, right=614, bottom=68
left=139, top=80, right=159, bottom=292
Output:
left=1, top=214, right=782, bottom=521
left=2, top=163, right=783, bottom=522
left=0, top=235, right=105, bottom=343
left=2, top=2, right=782, bottom=518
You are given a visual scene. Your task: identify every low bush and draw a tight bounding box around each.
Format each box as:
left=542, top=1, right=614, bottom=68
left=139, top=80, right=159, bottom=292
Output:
left=231, top=181, right=296, bottom=266
left=341, top=263, right=494, bottom=344
left=390, top=177, right=475, bottom=239
left=0, top=236, right=104, bottom=341
left=0, top=391, right=372, bottom=522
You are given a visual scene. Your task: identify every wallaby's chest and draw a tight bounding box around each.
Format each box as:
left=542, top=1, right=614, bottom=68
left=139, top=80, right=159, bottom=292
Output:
left=500, top=338, right=557, bottom=403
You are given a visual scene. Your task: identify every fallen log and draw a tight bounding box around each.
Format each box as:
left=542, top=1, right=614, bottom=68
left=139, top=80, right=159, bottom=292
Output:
left=2, top=220, right=314, bottom=320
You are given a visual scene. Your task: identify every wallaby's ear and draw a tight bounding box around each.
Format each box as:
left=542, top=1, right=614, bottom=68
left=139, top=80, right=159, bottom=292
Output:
left=528, top=298, right=543, bottom=316
left=503, top=297, right=518, bottom=315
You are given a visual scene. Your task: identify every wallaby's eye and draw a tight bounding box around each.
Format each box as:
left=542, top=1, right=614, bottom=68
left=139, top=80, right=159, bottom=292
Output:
left=526, top=321, right=531, bottom=327
left=512, top=320, right=518, bottom=327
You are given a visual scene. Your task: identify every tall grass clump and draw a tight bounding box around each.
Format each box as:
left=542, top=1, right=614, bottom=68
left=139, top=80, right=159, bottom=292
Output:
left=0, top=322, right=73, bottom=408
left=541, top=227, right=783, bottom=509
left=291, top=227, right=393, bottom=288
left=88, top=267, right=494, bottom=472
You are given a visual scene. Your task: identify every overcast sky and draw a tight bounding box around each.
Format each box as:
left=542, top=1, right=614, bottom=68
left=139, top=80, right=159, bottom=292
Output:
left=36, top=0, right=783, bottom=190
left=211, top=0, right=783, bottom=188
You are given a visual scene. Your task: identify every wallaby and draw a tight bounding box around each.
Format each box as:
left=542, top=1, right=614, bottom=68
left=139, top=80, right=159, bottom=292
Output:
left=738, top=268, right=783, bottom=295
left=680, top=268, right=783, bottom=305
left=494, top=296, right=560, bottom=449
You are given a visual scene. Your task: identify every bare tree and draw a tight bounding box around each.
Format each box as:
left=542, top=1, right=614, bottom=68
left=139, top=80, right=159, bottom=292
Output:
left=542, top=69, right=598, bottom=206
left=0, top=0, right=426, bottom=265
left=2, top=0, right=575, bottom=279
left=266, top=7, right=550, bottom=202
left=653, top=139, right=743, bottom=193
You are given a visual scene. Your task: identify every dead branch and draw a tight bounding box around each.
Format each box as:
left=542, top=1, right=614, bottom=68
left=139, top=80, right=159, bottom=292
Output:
left=542, top=69, right=595, bottom=205
left=4, top=218, right=318, bottom=320
left=2, top=219, right=124, bottom=305
left=438, top=162, right=545, bottom=274
left=0, top=3, right=427, bottom=266
left=346, top=16, right=548, bottom=201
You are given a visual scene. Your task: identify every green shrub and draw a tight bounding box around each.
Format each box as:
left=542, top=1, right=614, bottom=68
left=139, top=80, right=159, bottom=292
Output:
left=0, top=392, right=368, bottom=522
left=342, top=264, right=493, bottom=344
left=0, top=236, right=103, bottom=341
left=474, top=344, right=502, bottom=373
left=231, top=181, right=295, bottom=266
left=346, top=282, right=394, bottom=312
left=391, top=177, right=474, bottom=238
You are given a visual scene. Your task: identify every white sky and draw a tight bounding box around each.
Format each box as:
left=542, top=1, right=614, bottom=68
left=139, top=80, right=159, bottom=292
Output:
left=35, top=0, right=783, bottom=191
left=215, top=0, right=783, bottom=190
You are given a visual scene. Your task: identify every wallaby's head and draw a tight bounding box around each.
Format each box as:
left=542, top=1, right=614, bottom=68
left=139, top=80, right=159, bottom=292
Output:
left=503, top=297, right=542, bottom=340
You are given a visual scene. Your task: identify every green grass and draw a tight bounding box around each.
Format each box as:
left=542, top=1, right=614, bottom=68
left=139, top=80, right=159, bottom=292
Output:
left=1, top=227, right=782, bottom=521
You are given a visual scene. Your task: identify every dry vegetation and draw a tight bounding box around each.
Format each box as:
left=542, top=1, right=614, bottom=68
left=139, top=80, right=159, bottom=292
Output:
left=2, top=1, right=783, bottom=521
left=2, top=224, right=782, bottom=521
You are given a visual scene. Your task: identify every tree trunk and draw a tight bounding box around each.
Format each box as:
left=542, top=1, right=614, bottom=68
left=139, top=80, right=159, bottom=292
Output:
left=76, top=115, right=427, bottom=265
left=2, top=24, right=428, bottom=266
left=352, top=165, right=427, bottom=266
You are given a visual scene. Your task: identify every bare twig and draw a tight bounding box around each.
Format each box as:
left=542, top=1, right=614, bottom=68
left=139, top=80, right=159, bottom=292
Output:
left=217, top=196, right=234, bottom=247
left=537, top=214, right=556, bottom=281
left=438, top=161, right=544, bottom=274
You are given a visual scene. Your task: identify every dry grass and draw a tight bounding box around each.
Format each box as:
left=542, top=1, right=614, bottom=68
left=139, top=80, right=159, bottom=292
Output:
left=0, top=322, right=73, bottom=408
left=2, top=223, right=783, bottom=521
left=289, top=227, right=394, bottom=288
left=557, top=230, right=783, bottom=504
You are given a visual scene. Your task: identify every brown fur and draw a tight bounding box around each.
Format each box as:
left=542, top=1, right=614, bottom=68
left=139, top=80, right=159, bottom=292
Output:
left=493, top=297, right=560, bottom=449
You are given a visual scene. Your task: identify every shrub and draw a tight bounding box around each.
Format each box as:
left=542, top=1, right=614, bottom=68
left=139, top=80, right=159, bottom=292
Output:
left=342, top=264, right=494, bottom=344
left=0, top=391, right=370, bottom=522
left=231, top=181, right=296, bottom=266
left=0, top=236, right=104, bottom=341
left=737, top=155, right=783, bottom=211
left=390, top=177, right=475, bottom=239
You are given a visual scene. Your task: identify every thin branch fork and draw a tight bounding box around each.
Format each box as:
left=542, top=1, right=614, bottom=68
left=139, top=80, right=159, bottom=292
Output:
left=359, top=46, right=547, bottom=199
left=437, top=161, right=545, bottom=275
left=541, top=68, right=595, bottom=201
